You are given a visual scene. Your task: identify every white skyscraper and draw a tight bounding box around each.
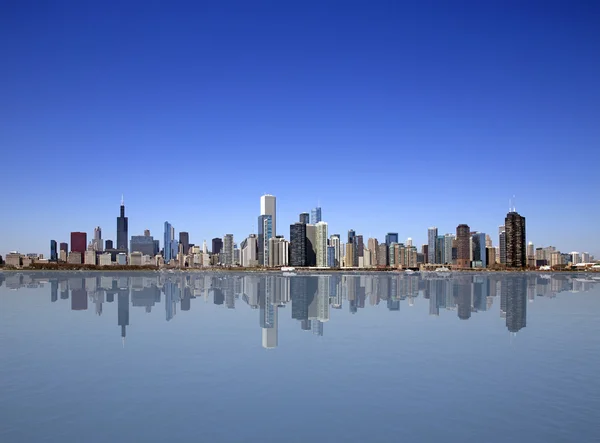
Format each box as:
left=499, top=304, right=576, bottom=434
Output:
left=330, top=234, right=341, bottom=267
left=316, top=221, right=328, bottom=267
left=260, top=194, right=276, bottom=237
left=427, top=227, right=437, bottom=264
left=444, top=234, right=454, bottom=264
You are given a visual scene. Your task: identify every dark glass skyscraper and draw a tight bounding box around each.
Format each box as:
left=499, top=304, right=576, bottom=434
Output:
left=299, top=213, right=310, bottom=224
left=385, top=233, right=399, bottom=246
left=348, top=229, right=355, bottom=245
left=290, top=223, right=307, bottom=266
left=212, top=238, right=223, bottom=255
left=116, top=197, right=128, bottom=252
left=50, top=240, right=58, bottom=261
left=505, top=276, right=527, bottom=332
left=179, top=232, right=190, bottom=255
left=60, top=242, right=68, bottom=253
left=70, top=232, right=87, bottom=255
left=105, top=240, right=113, bottom=250
left=505, top=211, right=526, bottom=268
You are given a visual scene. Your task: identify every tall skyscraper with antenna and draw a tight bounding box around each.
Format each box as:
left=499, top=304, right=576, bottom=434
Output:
left=116, top=196, right=128, bottom=252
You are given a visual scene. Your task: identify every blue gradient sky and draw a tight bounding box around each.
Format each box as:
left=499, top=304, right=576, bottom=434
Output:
left=1, top=1, right=599, bottom=257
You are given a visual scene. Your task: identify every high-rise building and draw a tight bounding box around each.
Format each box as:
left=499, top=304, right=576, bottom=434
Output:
left=164, top=222, right=175, bottom=263
left=212, top=238, right=223, bottom=255
left=299, top=212, right=310, bottom=224
left=222, top=234, right=234, bottom=266
left=316, top=222, right=328, bottom=267
left=330, top=234, right=341, bottom=268
left=485, top=234, right=493, bottom=248
left=499, top=225, right=506, bottom=265
left=427, top=227, right=437, bottom=264
left=50, top=240, right=58, bottom=261
left=93, top=227, right=103, bottom=251
left=240, top=235, right=258, bottom=267
left=260, top=194, right=276, bottom=237
left=505, top=211, right=526, bottom=268
left=311, top=207, right=322, bottom=224
left=345, top=243, right=354, bottom=268
left=60, top=242, right=68, bottom=253
left=385, top=233, right=398, bottom=246
left=471, top=232, right=487, bottom=268
left=435, top=235, right=445, bottom=264
left=368, top=238, right=379, bottom=265
left=70, top=232, right=87, bottom=256
left=305, top=224, right=317, bottom=266
left=130, top=233, right=157, bottom=256
left=456, top=224, right=470, bottom=268
left=268, top=237, right=289, bottom=267
left=258, top=214, right=273, bottom=266
left=378, top=243, right=388, bottom=266
left=348, top=229, right=356, bottom=245
left=105, top=240, right=113, bottom=250
left=290, top=223, right=307, bottom=266
left=116, top=196, right=128, bottom=252
left=444, top=234, right=454, bottom=264
left=179, top=232, right=190, bottom=255
left=327, top=246, right=335, bottom=267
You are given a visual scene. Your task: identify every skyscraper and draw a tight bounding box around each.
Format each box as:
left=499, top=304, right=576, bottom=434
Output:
left=385, top=233, right=398, bottom=246
left=212, top=238, right=223, bottom=255
left=130, top=233, right=157, bottom=256
left=50, top=240, right=58, bottom=261
left=316, top=221, right=328, bottom=267
left=105, top=240, right=113, bottom=250
left=305, top=224, right=317, bottom=266
left=222, top=234, right=234, bottom=266
left=93, top=227, right=103, bottom=251
left=456, top=224, right=470, bottom=268
left=116, top=196, right=128, bottom=252
left=330, top=234, right=341, bottom=268
left=427, top=227, right=438, bottom=264
left=471, top=232, right=487, bottom=268
left=260, top=194, right=276, bottom=237
left=164, top=222, right=174, bottom=263
left=70, top=232, right=87, bottom=255
left=348, top=229, right=356, bottom=245
left=505, top=211, right=526, bottom=268
left=290, top=222, right=307, bottom=266
left=179, top=232, right=190, bottom=255
left=499, top=225, right=506, bottom=265
left=299, top=212, right=310, bottom=224
left=258, top=214, right=273, bottom=266
left=311, top=207, right=322, bottom=224
left=444, top=234, right=454, bottom=264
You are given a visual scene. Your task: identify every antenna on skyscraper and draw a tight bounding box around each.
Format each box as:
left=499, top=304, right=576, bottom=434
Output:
left=121, top=194, right=124, bottom=206
left=513, top=195, right=516, bottom=212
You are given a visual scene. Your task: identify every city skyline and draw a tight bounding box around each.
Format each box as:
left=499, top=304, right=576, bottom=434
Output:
left=1, top=3, right=599, bottom=257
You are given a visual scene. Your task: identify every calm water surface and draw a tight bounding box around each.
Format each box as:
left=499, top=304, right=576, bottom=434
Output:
left=1, top=271, right=599, bottom=442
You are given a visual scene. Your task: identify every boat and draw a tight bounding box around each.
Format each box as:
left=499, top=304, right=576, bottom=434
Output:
left=404, top=269, right=415, bottom=275
left=280, top=267, right=296, bottom=272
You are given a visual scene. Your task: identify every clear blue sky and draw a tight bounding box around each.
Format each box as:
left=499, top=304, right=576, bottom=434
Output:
left=1, top=1, right=599, bottom=257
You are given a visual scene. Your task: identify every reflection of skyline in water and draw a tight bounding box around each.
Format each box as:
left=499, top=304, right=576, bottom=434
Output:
left=2, top=272, right=598, bottom=348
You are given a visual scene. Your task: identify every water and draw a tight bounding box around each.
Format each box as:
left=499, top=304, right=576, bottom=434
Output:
left=1, top=271, right=599, bottom=443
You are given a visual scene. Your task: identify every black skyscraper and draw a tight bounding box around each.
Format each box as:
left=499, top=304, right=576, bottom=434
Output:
left=212, top=238, right=223, bottom=255
left=118, top=289, right=129, bottom=341
left=116, top=197, right=128, bottom=252
left=179, top=232, right=190, bottom=255
left=505, top=211, right=526, bottom=268
left=290, top=223, right=307, bottom=266
left=105, top=240, right=113, bottom=250
left=50, top=240, right=58, bottom=261
left=506, top=277, right=527, bottom=332
left=299, top=213, right=310, bottom=224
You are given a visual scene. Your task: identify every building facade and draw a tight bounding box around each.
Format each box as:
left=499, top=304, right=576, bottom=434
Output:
left=222, top=234, right=234, bottom=266
left=456, top=224, right=471, bottom=268
left=260, top=194, right=276, bottom=237
left=505, top=211, right=526, bottom=268
left=427, top=227, right=438, bottom=264
left=290, top=222, right=307, bottom=266
left=310, top=207, right=322, bottom=224
left=258, top=215, right=273, bottom=266
left=316, top=221, right=328, bottom=267
left=70, top=232, right=87, bottom=256
left=116, top=197, right=128, bottom=252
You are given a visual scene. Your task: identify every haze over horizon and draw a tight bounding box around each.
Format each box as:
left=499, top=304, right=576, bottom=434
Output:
left=1, top=1, right=599, bottom=257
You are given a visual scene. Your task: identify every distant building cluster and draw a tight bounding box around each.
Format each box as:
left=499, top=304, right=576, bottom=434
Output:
left=2, top=195, right=597, bottom=270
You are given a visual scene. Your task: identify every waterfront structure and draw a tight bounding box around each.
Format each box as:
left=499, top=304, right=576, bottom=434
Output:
left=258, top=214, right=273, bottom=266
left=240, top=235, right=258, bottom=267
left=179, top=232, right=190, bottom=255
left=311, top=207, right=322, bottom=224
left=456, top=224, right=471, bottom=268
left=223, top=234, right=234, bottom=266
left=316, top=221, right=328, bottom=267
left=570, top=252, right=581, bottom=265
left=505, top=211, right=526, bottom=268
left=427, top=227, right=438, bottom=264
left=260, top=194, right=277, bottom=237
left=130, top=232, right=156, bottom=256
left=299, top=212, right=310, bottom=224
left=551, top=251, right=563, bottom=267
left=93, top=227, right=103, bottom=251
left=50, top=240, right=58, bottom=261
left=290, top=223, right=307, bottom=266
left=70, top=232, right=87, bottom=256
left=116, top=196, right=128, bottom=252
left=164, top=222, right=175, bottom=263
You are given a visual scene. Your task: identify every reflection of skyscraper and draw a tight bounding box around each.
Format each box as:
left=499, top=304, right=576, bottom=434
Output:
left=454, top=278, right=471, bottom=320
left=71, top=278, right=87, bottom=310
left=50, top=280, right=58, bottom=302
left=505, top=277, right=527, bottom=333
left=118, top=289, right=130, bottom=342
left=456, top=224, right=471, bottom=268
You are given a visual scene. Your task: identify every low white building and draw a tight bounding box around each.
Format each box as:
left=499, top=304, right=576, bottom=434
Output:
left=98, top=253, right=112, bottom=266
left=85, top=250, right=96, bottom=265
left=129, top=252, right=143, bottom=266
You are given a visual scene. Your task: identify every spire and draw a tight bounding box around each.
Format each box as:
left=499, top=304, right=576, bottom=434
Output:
left=121, top=194, right=124, bottom=206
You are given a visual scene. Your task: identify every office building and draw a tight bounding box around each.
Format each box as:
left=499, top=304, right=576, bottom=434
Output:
left=311, top=207, right=322, bottom=224
left=385, top=233, right=399, bottom=246
left=581, top=252, right=591, bottom=263
left=327, top=246, right=335, bottom=267
left=130, top=233, right=156, bottom=256
left=240, top=235, right=258, bottom=267
left=570, top=252, right=581, bottom=265
left=67, top=251, right=82, bottom=264
left=290, top=223, right=307, bottom=266
left=330, top=234, right=341, bottom=268
left=105, top=240, right=113, bottom=250
left=444, top=234, right=454, bottom=264
left=129, top=251, right=143, bottom=266
left=316, top=222, right=328, bottom=267
left=268, top=237, right=289, bottom=267
left=427, top=227, right=437, bottom=264
left=258, top=214, right=273, bottom=266
left=367, top=238, right=379, bottom=265
left=305, top=224, right=317, bottom=266
left=212, top=238, right=223, bottom=255
left=222, top=234, right=234, bottom=266
left=116, top=253, right=127, bottom=265
left=499, top=225, right=506, bottom=265
left=505, top=211, right=526, bottom=268
left=378, top=243, right=388, bottom=266
left=435, top=235, right=445, bottom=264
left=92, top=227, right=103, bottom=251
left=299, top=212, right=310, bottom=224
left=179, top=232, right=190, bottom=255
left=84, top=250, right=96, bottom=265
left=486, top=247, right=496, bottom=266
left=50, top=240, right=58, bottom=261
left=164, top=222, right=175, bottom=263
left=260, top=194, right=277, bottom=237
left=456, top=224, right=470, bottom=268
left=116, top=196, right=128, bottom=252
left=70, top=232, right=87, bottom=256
left=348, top=229, right=355, bottom=245
left=345, top=243, right=354, bottom=268
left=471, top=232, right=487, bottom=268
